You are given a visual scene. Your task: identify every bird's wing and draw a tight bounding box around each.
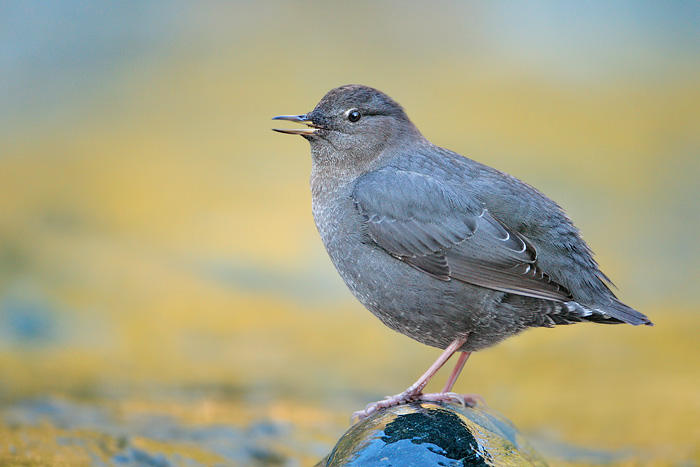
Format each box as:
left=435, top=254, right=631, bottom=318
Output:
left=352, top=168, right=572, bottom=302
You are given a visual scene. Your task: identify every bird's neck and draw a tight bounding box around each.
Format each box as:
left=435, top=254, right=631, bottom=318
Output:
left=309, top=157, right=357, bottom=200
left=309, top=127, right=425, bottom=186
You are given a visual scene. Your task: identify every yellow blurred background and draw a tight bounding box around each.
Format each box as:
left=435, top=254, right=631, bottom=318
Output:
left=1, top=2, right=699, bottom=465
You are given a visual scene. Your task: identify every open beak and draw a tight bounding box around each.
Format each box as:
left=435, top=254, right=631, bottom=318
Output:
left=272, top=114, right=322, bottom=136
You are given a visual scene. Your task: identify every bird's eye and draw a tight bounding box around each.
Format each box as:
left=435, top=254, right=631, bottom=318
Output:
left=348, top=109, right=361, bottom=122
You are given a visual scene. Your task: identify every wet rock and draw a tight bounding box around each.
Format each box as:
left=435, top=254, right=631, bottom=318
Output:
left=317, top=401, right=547, bottom=466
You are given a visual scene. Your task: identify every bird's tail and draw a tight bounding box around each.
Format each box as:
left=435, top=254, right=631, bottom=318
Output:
left=564, top=299, right=653, bottom=326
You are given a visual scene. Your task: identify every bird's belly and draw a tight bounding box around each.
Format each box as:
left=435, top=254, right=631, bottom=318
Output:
left=312, top=195, right=533, bottom=352
left=321, top=232, right=505, bottom=350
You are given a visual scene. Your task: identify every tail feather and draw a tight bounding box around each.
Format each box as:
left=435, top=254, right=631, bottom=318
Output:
left=564, top=299, right=653, bottom=326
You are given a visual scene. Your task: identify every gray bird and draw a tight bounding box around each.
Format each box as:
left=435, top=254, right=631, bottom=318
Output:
left=273, top=85, right=652, bottom=420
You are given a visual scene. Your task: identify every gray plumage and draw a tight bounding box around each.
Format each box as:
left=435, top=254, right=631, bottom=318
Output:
left=274, top=84, right=652, bottom=354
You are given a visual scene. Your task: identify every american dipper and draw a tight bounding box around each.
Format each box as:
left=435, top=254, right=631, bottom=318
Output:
left=273, top=85, right=652, bottom=420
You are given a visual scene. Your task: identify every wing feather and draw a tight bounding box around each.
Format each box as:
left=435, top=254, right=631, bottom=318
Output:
left=353, top=168, right=572, bottom=302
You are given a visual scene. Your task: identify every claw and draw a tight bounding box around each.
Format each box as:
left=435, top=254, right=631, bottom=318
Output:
left=446, top=392, right=466, bottom=407
left=350, top=411, right=362, bottom=425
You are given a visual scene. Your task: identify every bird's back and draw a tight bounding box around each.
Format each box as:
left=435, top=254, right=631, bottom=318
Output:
left=382, top=139, right=650, bottom=326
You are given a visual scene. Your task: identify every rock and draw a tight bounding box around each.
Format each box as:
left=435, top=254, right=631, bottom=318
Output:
left=317, top=401, right=547, bottom=466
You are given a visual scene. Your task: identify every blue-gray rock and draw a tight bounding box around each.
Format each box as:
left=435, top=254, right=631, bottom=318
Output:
left=317, top=402, right=548, bottom=467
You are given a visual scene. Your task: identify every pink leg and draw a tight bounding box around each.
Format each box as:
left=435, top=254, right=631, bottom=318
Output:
left=352, top=337, right=468, bottom=422
left=422, top=350, right=481, bottom=410
left=441, top=351, right=471, bottom=393
left=392, top=337, right=467, bottom=397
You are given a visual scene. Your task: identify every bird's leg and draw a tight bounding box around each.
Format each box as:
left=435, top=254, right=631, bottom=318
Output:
left=352, top=336, right=480, bottom=422
left=441, top=351, right=471, bottom=393
left=420, top=350, right=483, bottom=408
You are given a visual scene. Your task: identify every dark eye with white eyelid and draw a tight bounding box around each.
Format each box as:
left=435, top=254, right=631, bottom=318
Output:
left=347, top=109, right=361, bottom=122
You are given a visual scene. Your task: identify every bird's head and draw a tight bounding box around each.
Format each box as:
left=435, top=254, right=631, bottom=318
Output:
left=273, top=85, right=421, bottom=174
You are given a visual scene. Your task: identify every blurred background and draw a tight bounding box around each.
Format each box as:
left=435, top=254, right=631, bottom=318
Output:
left=1, top=1, right=699, bottom=465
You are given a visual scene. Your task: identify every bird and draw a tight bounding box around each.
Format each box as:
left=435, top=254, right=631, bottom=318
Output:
left=272, top=84, right=652, bottom=421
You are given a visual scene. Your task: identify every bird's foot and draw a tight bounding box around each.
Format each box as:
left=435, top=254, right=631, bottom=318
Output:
left=351, top=392, right=415, bottom=423
left=351, top=391, right=483, bottom=424
left=419, top=392, right=484, bottom=408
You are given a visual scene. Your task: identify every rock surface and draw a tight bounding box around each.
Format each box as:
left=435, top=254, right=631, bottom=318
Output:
left=318, top=401, right=547, bottom=467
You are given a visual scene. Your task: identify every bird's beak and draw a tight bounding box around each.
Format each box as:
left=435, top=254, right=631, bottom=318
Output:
left=272, top=114, right=321, bottom=135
